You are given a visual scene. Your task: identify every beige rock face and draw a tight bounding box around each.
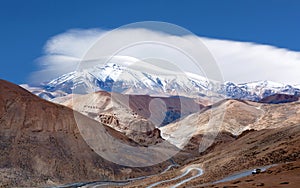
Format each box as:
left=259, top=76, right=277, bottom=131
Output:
left=0, top=80, right=171, bottom=187
left=160, top=99, right=300, bottom=149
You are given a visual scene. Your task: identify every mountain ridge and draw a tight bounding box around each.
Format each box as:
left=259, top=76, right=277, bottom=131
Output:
left=21, top=62, right=300, bottom=103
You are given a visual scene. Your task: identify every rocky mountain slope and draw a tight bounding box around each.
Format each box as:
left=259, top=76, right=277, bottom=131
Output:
left=2, top=78, right=300, bottom=187
left=0, top=80, right=175, bottom=187
left=130, top=97, right=300, bottom=187
left=160, top=99, right=300, bottom=149
left=51, top=91, right=204, bottom=146
left=126, top=124, right=300, bottom=187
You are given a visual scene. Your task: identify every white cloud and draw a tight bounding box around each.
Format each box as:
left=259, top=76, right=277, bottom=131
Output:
left=30, top=29, right=104, bottom=84
left=31, top=28, right=300, bottom=85
left=44, top=28, right=104, bottom=57
left=202, top=38, right=300, bottom=84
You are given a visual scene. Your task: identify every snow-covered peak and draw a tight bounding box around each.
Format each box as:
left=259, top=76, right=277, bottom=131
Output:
left=31, top=61, right=213, bottom=99
left=22, top=59, right=300, bottom=103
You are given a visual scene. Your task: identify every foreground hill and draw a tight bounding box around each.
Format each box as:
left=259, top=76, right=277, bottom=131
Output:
left=0, top=80, right=175, bottom=187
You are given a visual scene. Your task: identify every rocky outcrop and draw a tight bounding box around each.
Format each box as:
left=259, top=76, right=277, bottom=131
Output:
left=98, top=113, right=162, bottom=146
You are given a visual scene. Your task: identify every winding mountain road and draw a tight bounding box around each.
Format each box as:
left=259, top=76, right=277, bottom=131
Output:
left=54, top=159, right=179, bottom=188
left=146, top=167, right=203, bottom=188
left=189, top=164, right=276, bottom=188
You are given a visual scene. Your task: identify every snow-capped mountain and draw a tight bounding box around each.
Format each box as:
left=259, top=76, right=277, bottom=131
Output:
left=24, top=61, right=213, bottom=100
left=219, top=81, right=300, bottom=101
left=22, top=56, right=300, bottom=103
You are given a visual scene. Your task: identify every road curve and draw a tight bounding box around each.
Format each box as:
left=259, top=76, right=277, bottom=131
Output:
left=52, top=159, right=179, bottom=188
left=189, top=164, right=277, bottom=188
left=84, top=163, right=180, bottom=188
left=146, top=167, right=204, bottom=188
left=212, top=164, right=276, bottom=184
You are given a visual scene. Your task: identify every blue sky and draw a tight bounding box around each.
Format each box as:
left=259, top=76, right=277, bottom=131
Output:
left=1, top=0, right=300, bottom=84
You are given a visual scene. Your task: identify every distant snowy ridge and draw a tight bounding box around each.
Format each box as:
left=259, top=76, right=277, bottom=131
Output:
left=21, top=57, right=300, bottom=102
left=220, top=81, right=300, bottom=101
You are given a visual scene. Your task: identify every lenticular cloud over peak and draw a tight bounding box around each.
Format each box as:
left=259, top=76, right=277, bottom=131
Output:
left=32, top=28, right=300, bottom=85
